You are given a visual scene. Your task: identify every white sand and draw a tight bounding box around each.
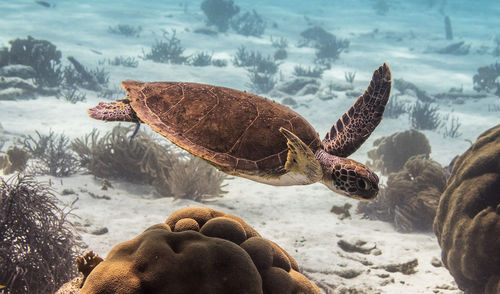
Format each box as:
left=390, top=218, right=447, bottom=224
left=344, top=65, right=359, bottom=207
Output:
left=1, top=0, right=499, bottom=293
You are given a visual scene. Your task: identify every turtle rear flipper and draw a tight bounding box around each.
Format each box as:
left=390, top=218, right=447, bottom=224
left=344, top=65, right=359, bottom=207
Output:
left=323, top=63, right=391, bottom=157
left=280, top=127, right=322, bottom=184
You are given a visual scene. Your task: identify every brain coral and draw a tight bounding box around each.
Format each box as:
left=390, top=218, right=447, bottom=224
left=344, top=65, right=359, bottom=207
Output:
left=434, top=124, right=500, bottom=294
left=79, top=207, right=320, bottom=294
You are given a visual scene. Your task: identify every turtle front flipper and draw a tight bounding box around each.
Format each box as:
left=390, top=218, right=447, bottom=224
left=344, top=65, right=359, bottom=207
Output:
left=88, top=99, right=141, bottom=123
left=323, top=63, right=391, bottom=157
left=279, top=127, right=323, bottom=184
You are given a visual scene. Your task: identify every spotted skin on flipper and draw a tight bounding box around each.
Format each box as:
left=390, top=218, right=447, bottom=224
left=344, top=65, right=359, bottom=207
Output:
left=323, top=63, right=391, bottom=158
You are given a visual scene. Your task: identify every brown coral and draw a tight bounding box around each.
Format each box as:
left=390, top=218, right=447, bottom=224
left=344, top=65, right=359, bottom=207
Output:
left=0, top=146, right=29, bottom=174
left=358, top=155, right=446, bottom=232
left=367, top=129, right=431, bottom=175
left=434, top=124, right=500, bottom=294
left=77, top=207, right=319, bottom=294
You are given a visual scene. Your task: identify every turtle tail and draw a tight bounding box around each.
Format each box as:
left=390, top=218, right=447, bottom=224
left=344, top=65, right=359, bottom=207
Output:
left=88, top=99, right=141, bottom=123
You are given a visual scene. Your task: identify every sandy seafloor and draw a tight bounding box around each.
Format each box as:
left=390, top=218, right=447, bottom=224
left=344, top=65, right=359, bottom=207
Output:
left=1, top=0, right=500, bottom=293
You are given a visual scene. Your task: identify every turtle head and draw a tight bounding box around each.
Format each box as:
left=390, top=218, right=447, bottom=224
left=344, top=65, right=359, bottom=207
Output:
left=316, top=150, right=379, bottom=201
left=88, top=99, right=141, bottom=123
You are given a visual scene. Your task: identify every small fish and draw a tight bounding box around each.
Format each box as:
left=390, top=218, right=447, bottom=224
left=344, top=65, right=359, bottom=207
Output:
left=35, top=1, right=51, bottom=8
left=0, top=285, right=6, bottom=289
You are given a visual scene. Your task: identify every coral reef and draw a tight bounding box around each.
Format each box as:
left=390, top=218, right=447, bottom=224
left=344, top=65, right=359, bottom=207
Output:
left=61, top=207, right=319, bottom=294
left=473, top=62, right=500, bottom=96
left=0, top=174, right=82, bottom=294
left=142, top=30, right=187, bottom=64
left=434, top=124, right=500, bottom=294
left=201, top=0, right=240, bottom=32
left=71, top=126, right=227, bottom=200
left=20, top=130, right=79, bottom=177
left=358, top=155, right=446, bottom=232
left=6, top=36, right=63, bottom=87
left=0, top=146, right=29, bottom=174
left=367, top=129, right=431, bottom=175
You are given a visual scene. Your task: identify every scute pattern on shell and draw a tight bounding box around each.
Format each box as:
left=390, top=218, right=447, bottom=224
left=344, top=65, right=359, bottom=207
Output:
left=122, top=81, right=320, bottom=173
left=433, top=124, right=500, bottom=294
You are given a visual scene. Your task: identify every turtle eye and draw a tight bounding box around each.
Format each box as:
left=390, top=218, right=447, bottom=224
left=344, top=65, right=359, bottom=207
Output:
left=357, top=178, right=370, bottom=190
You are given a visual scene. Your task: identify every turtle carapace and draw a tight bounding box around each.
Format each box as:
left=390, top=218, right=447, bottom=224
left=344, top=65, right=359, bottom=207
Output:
left=89, top=63, right=391, bottom=201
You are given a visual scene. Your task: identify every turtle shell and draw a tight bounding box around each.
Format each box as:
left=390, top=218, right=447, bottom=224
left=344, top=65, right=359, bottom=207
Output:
left=122, top=81, right=321, bottom=174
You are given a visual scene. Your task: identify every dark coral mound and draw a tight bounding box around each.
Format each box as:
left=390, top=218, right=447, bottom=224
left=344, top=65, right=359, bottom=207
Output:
left=367, top=129, right=431, bottom=175
left=77, top=207, right=320, bottom=294
left=434, top=124, right=500, bottom=294
left=0, top=174, right=82, bottom=294
left=358, top=155, right=446, bottom=232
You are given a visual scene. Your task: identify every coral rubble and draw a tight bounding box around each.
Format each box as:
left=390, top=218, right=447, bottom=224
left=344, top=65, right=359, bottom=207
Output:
left=434, top=124, right=500, bottom=294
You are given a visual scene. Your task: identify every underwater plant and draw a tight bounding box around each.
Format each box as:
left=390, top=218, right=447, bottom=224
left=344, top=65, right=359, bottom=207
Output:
left=211, top=58, right=228, bottom=67
left=59, top=206, right=320, bottom=293
left=367, top=129, right=431, bottom=175
left=383, top=95, right=407, bottom=119
left=441, top=114, right=462, bottom=138
left=343, top=71, right=355, bottom=84
left=104, top=56, right=139, bottom=68
left=20, top=130, right=79, bottom=177
left=201, top=0, right=240, bottom=32
left=233, top=46, right=279, bottom=75
left=231, top=9, right=266, bottom=37
left=0, top=174, right=82, bottom=294
left=434, top=124, right=500, bottom=293
left=271, top=37, right=288, bottom=60
left=6, top=36, right=63, bottom=88
left=358, top=155, right=446, bottom=232
left=293, top=65, right=324, bottom=78
left=168, top=156, right=227, bottom=202
left=71, top=126, right=227, bottom=201
left=107, top=24, right=142, bottom=38
left=63, top=56, right=109, bottom=91
left=56, top=87, right=87, bottom=104
left=142, top=30, right=187, bottom=64
left=71, top=126, right=176, bottom=192
left=409, top=101, right=442, bottom=130
left=189, top=51, right=213, bottom=67
left=233, top=46, right=280, bottom=93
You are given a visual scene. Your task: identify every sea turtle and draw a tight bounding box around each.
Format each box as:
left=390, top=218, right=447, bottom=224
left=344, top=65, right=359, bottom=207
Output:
left=88, top=63, right=391, bottom=200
